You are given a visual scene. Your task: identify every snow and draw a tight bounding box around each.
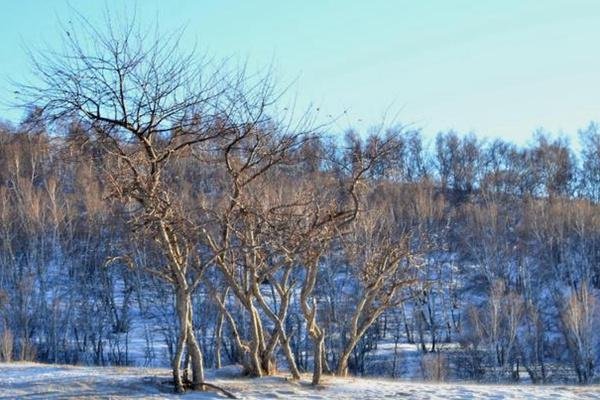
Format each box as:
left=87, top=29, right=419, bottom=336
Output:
left=1, top=363, right=599, bottom=399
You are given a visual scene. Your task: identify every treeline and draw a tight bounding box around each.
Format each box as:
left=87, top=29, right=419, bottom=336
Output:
left=1, top=115, right=599, bottom=384
left=0, top=16, right=599, bottom=392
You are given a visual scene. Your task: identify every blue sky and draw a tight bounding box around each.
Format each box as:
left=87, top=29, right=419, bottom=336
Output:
left=1, top=0, right=599, bottom=145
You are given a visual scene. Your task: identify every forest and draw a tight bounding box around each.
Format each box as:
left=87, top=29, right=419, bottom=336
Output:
left=0, top=13, right=599, bottom=395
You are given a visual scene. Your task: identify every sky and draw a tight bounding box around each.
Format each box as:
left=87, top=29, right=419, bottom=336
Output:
left=1, top=0, right=599, bottom=146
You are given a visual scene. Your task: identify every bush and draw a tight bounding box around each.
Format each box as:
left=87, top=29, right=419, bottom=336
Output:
left=0, top=330, right=13, bottom=362
left=18, top=339, right=36, bottom=362
left=421, top=352, right=449, bottom=381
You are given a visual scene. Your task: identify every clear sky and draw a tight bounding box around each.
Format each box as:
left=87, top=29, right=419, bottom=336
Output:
left=1, top=0, right=599, bottom=145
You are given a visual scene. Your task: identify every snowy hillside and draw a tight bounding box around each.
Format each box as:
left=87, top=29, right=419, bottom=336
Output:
left=1, top=363, right=599, bottom=400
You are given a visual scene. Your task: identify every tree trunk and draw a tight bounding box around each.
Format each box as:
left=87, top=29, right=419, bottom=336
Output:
left=214, top=311, right=224, bottom=369
left=172, top=299, right=187, bottom=393
left=281, top=337, right=301, bottom=379
left=312, top=331, right=325, bottom=385
left=183, top=350, right=190, bottom=383
left=260, top=350, right=277, bottom=375
left=252, top=282, right=300, bottom=379
left=336, top=344, right=354, bottom=377
left=186, top=323, right=205, bottom=390
left=173, top=286, right=205, bottom=392
left=247, top=305, right=265, bottom=377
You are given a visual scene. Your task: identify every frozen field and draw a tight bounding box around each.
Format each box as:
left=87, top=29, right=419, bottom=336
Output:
left=1, top=363, right=599, bottom=399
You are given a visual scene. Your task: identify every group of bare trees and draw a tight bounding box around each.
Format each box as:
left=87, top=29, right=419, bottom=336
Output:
left=8, top=15, right=421, bottom=392
left=0, top=13, right=599, bottom=394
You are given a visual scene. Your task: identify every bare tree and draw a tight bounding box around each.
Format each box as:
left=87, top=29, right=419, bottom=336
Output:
left=559, top=283, right=599, bottom=383
left=15, top=11, right=262, bottom=394
left=334, top=203, right=417, bottom=376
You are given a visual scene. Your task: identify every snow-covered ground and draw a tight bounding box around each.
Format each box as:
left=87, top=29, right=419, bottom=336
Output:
left=1, top=362, right=599, bottom=399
